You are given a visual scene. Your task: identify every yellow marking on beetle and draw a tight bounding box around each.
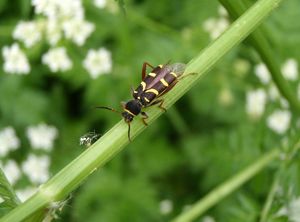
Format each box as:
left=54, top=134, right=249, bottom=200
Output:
left=144, top=97, right=150, bottom=102
left=148, top=72, right=156, bottom=77
left=170, top=72, right=177, bottom=77
left=141, top=81, right=146, bottom=91
left=158, top=64, right=163, bottom=68
left=133, top=90, right=138, bottom=93
left=160, top=78, right=169, bottom=87
left=124, top=108, right=136, bottom=116
left=145, top=88, right=159, bottom=95
left=137, top=96, right=141, bottom=99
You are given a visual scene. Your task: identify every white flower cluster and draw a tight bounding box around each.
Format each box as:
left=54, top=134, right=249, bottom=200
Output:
left=246, top=89, right=267, bottom=120
left=159, top=199, right=173, bottom=215
left=26, top=123, right=58, bottom=151
left=30, top=0, right=94, bottom=47
left=0, top=127, right=20, bottom=156
left=245, top=59, right=299, bottom=135
left=255, top=59, right=299, bottom=84
left=32, top=0, right=84, bottom=20
left=1, top=160, right=21, bottom=185
left=267, top=110, right=291, bottom=134
left=2, top=44, right=30, bottom=74
left=83, top=47, right=112, bottom=78
left=0, top=124, right=58, bottom=201
left=2, top=0, right=114, bottom=77
left=202, top=6, right=229, bottom=40
left=42, top=47, right=72, bottom=72
left=13, top=21, right=42, bottom=48
left=22, top=154, right=51, bottom=184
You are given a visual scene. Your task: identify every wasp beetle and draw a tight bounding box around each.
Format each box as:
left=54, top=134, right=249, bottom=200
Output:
left=97, top=62, right=187, bottom=141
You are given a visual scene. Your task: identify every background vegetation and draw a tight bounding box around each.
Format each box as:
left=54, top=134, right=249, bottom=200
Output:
left=0, top=0, right=300, bottom=221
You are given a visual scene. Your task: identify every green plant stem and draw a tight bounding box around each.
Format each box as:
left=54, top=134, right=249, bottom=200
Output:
left=0, top=0, right=284, bottom=221
left=259, top=166, right=282, bottom=222
left=172, top=149, right=280, bottom=222
left=260, top=139, right=300, bottom=222
left=219, top=0, right=300, bottom=113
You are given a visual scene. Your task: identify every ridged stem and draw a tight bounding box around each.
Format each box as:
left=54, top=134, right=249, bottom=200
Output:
left=172, top=149, right=280, bottom=222
left=219, top=0, right=300, bottom=112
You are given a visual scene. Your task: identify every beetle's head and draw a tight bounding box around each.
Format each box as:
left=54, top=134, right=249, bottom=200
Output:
left=121, top=99, right=142, bottom=122
left=121, top=111, right=134, bottom=123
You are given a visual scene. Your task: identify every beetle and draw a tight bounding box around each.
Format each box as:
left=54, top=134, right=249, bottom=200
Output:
left=97, top=62, right=187, bottom=141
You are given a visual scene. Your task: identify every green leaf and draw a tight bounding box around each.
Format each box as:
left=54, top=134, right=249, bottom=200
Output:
left=0, top=168, right=20, bottom=217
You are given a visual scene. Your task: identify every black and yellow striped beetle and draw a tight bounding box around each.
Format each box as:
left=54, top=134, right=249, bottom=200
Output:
left=98, top=62, right=186, bottom=141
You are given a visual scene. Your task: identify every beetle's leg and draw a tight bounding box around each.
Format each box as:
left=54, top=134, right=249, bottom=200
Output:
left=131, top=86, right=138, bottom=97
left=141, top=111, right=149, bottom=126
left=142, top=62, right=154, bottom=79
left=127, top=122, right=132, bottom=142
left=178, top=72, right=198, bottom=80
left=150, top=99, right=166, bottom=112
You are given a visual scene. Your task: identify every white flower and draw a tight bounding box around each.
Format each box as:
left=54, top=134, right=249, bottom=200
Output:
left=0, top=197, right=4, bottom=203
left=254, top=63, right=271, bottom=84
left=83, top=48, right=112, bottom=78
left=42, top=47, right=72, bottom=72
left=16, top=186, right=37, bottom=202
left=159, top=199, right=173, bottom=215
left=26, top=123, right=58, bottom=151
left=2, top=43, right=30, bottom=74
left=218, top=5, right=228, bottom=17
left=0, top=127, right=20, bottom=157
left=94, top=0, right=107, bottom=8
left=32, top=0, right=54, bottom=16
left=13, top=21, right=42, bottom=48
left=22, top=154, right=50, bottom=184
left=46, top=19, right=62, bottom=45
left=63, top=18, right=95, bottom=46
left=246, top=89, right=267, bottom=119
left=32, top=0, right=84, bottom=20
left=203, top=17, right=229, bottom=40
left=57, top=0, right=84, bottom=19
left=267, top=110, right=291, bottom=134
left=281, top=58, right=298, bottom=81
left=2, top=160, right=21, bottom=185
left=277, top=197, right=300, bottom=222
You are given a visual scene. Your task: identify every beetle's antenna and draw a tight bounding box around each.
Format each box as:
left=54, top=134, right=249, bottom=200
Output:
left=127, top=122, right=131, bottom=142
left=94, top=106, right=121, bottom=114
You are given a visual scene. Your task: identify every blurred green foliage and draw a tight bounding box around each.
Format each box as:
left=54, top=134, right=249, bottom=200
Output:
left=0, top=0, right=300, bottom=221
